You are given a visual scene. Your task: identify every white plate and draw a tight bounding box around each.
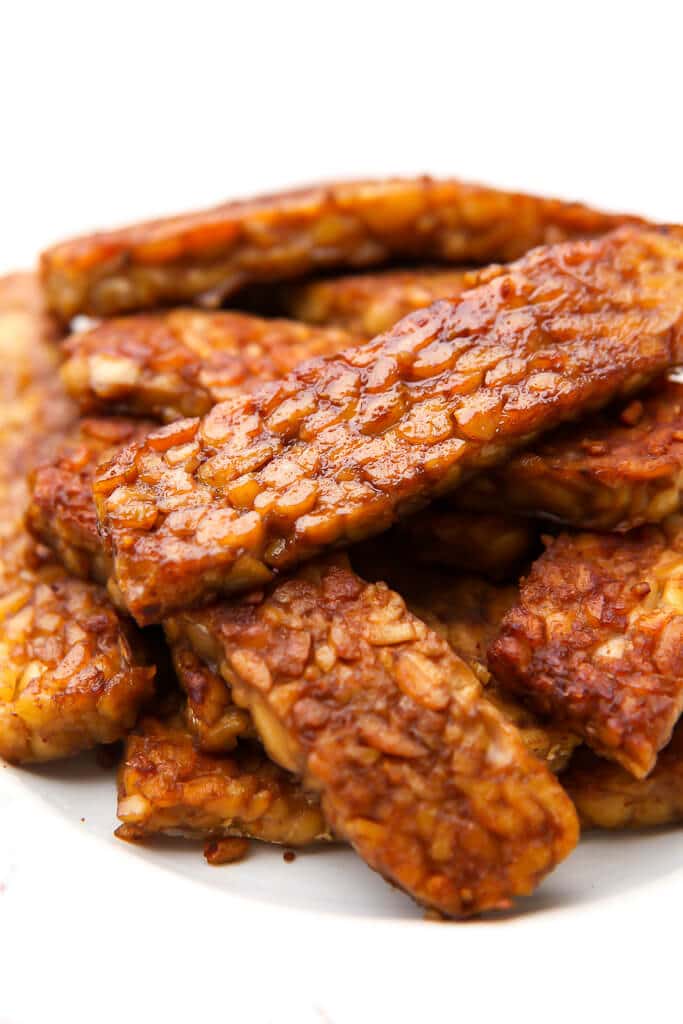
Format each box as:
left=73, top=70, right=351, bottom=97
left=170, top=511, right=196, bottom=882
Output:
left=2, top=754, right=683, bottom=1023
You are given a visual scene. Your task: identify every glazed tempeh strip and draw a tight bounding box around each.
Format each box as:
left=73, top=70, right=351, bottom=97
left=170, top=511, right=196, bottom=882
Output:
left=29, top=419, right=538, bottom=590
left=61, top=310, right=360, bottom=422
left=562, top=724, right=683, bottom=829
left=94, top=227, right=683, bottom=624
left=28, top=416, right=154, bottom=584
left=355, top=554, right=579, bottom=772
left=0, top=275, right=155, bottom=764
left=117, top=712, right=329, bottom=846
left=458, top=375, right=683, bottom=531
left=41, top=176, right=640, bottom=320
left=280, top=267, right=473, bottom=335
left=168, top=556, right=579, bottom=918
left=490, top=516, right=683, bottom=778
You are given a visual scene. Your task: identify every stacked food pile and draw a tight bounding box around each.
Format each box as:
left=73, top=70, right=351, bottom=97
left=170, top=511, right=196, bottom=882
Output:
left=4, top=177, right=683, bottom=918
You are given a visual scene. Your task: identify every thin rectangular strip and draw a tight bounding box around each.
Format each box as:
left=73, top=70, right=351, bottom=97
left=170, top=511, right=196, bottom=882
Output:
left=168, top=555, right=578, bottom=918
left=94, top=227, right=683, bottom=624
left=40, top=176, right=640, bottom=320
left=489, top=516, right=683, bottom=778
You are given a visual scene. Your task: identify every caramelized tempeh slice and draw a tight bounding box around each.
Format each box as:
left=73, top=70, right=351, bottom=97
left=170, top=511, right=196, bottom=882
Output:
left=281, top=267, right=473, bottom=335
left=94, top=227, right=683, bottom=624
left=357, top=555, right=579, bottom=772
left=459, top=375, right=683, bottom=531
left=0, top=276, right=155, bottom=764
left=169, top=556, right=579, bottom=917
left=169, top=636, right=253, bottom=753
left=562, top=724, right=683, bottom=829
left=40, top=176, right=639, bottom=320
left=490, top=517, right=683, bottom=778
left=61, top=310, right=360, bottom=422
left=117, top=712, right=329, bottom=845
left=28, top=417, right=155, bottom=584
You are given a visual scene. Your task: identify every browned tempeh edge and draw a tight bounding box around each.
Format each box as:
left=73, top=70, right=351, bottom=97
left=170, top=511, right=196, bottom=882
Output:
left=562, top=722, right=683, bottom=829
left=40, top=176, right=642, bottom=320
left=0, top=274, right=155, bottom=764
left=489, top=517, right=683, bottom=778
left=116, top=710, right=330, bottom=846
left=93, top=226, right=683, bottom=625
left=167, top=555, right=579, bottom=917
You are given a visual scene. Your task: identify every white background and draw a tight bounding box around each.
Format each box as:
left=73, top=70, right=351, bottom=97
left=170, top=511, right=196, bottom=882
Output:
left=1, top=2, right=682, bottom=1022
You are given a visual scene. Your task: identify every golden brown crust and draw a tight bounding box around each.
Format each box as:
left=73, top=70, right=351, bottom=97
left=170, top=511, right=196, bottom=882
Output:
left=490, top=517, right=683, bottom=778
left=281, top=267, right=473, bottom=335
left=459, top=375, right=683, bottom=531
left=27, top=417, right=154, bottom=584
left=40, top=176, right=640, bottom=320
left=116, top=713, right=329, bottom=845
left=61, top=310, right=360, bottom=422
left=562, top=724, right=683, bottom=829
left=0, top=275, right=155, bottom=764
left=94, top=227, right=683, bottom=625
left=359, top=558, right=579, bottom=772
left=169, top=556, right=578, bottom=918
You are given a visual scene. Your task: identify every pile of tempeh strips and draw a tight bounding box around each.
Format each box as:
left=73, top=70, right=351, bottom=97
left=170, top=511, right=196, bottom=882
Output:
left=4, top=177, right=683, bottom=918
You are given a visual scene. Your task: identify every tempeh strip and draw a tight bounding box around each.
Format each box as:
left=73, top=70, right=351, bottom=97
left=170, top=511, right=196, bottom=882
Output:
left=41, top=176, right=640, bottom=320
left=61, top=310, right=360, bottom=422
left=280, top=267, right=473, bottom=335
left=489, top=516, right=683, bottom=778
left=95, top=227, right=683, bottom=624
left=168, top=556, right=579, bottom=918
left=0, top=275, right=155, bottom=764
left=356, top=554, right=579, bottom=772
left=28, top=418, right=540, bottom=587
left=116, top=712, right=329, bottom=845
left=562, top=724, right=683, bottom=829
left=458, top=375, right=683, bottom=531
left=28, top=417, right=154, bottom=584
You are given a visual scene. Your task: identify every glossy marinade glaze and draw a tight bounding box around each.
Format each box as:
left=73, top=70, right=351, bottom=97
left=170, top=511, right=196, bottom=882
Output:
left=93, top=227, right=683, bottom=624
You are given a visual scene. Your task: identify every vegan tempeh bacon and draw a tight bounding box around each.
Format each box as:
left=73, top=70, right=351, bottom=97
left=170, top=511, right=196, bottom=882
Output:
left=116, top=712, right=329, bottom=846
left=458, top=375, right=683, bottom=531
left=0, top=275, right=155, bottom=764
left=355, top=553, right=579, bottom=772
left=168, top=555, right=579, bottom=917
left=61, top=310, right=361, bottom=423
left=489, top=516, right=683, bottom=778
left=93, top=227, right=683, bottom=624
left=562, top=723, right=683, bottom=829
left=40, top=176, right=641, bottom=320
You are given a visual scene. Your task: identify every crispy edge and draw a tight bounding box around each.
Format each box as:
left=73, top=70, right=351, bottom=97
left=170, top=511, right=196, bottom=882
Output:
left=116, top=712, right=329, bottom=846
left=490, top=517, right=683, bottom=778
